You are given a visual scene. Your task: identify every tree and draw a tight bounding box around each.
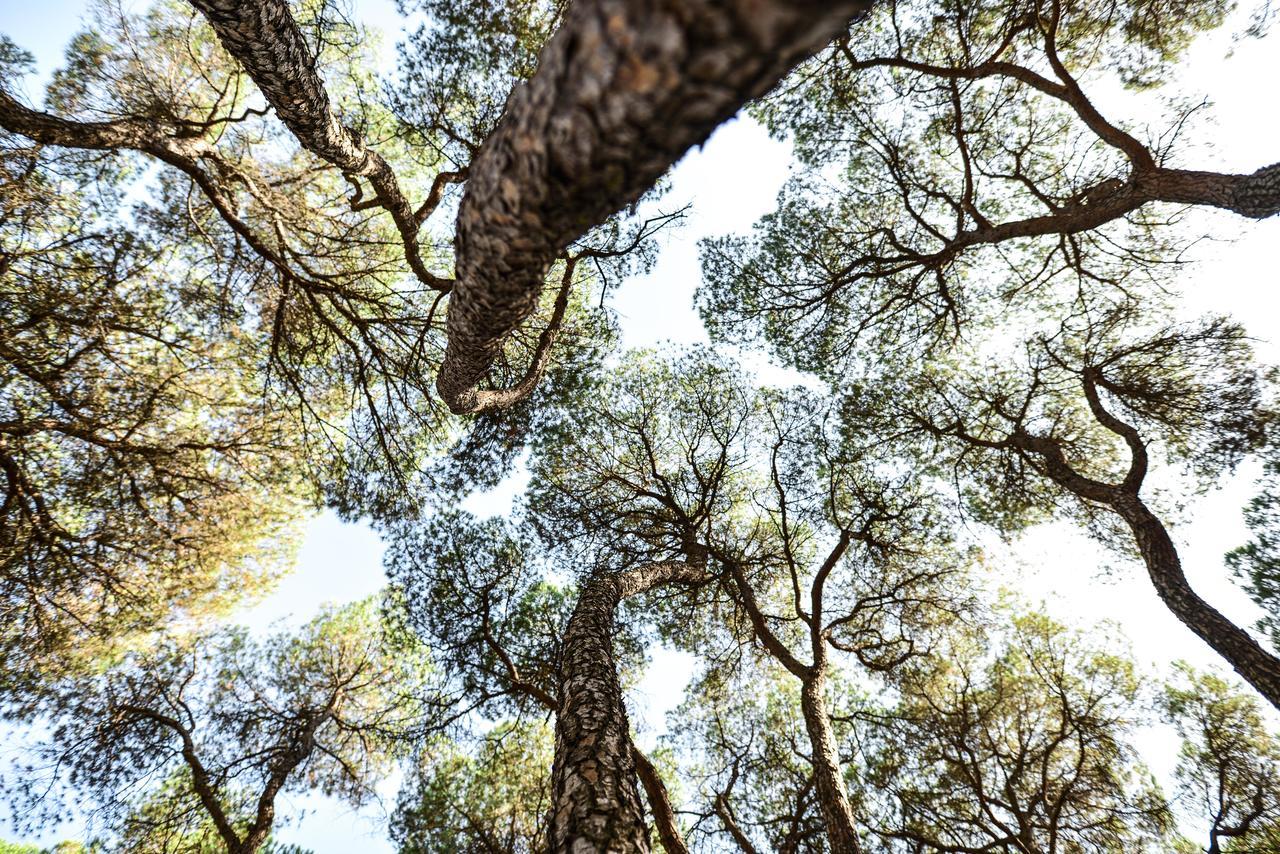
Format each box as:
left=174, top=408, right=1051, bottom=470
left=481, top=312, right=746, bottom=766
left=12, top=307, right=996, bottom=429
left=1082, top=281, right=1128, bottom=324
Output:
left=0, top=31, right=311, bottom=686
left=1228, top=420, right=1280, bottom=645
left=525, top=351, right=977, bottom=852
left=391, top=719, right=554, bottom=854
left=3, top=0, right=877, bottom=424
left=700, top=0, right=1277, bottom=374
left=667, top=664, right=843, bottom=853
left=837, top=309, right=1280, bottom=711
left=865, top=610, right=1174, bottom=852
left=1163, top=664, right=1280, bottom=853
left=0, top=0, right=618, bottom=695
left=178, top=0, right=873, bottom=412
left=4, top=598, right=428, bottom=854
left=385, top=509, right=700, bottom=854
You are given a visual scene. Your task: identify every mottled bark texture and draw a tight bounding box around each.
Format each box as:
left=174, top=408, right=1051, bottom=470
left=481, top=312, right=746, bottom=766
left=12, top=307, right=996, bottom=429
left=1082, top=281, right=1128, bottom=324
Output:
left=186, top=0, right=450, bottom=290
left=550, top=561, right=706, bottom=854
left=436, top=0, right=873, bottom=412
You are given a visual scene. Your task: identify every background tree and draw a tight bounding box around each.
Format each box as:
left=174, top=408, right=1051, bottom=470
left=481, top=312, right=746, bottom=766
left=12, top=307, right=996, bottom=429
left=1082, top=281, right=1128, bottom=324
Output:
left=700, top=0, right=1276, bottom=376
left=3, top=598, right=428, bottom=854
left=865, top=609, right=1174, bottom=852
left=668, top=664, right=842, bottom=854
left=1228, top=419, right=1280, bottom=646
left=1163, top=664, right=1280, bottom=853
left=838, top=307, right=1280, bottom=709
left=527, top=351, right=978, bottom=852
left=391, top=719, right=553, bottom=854
left=384, top=509, right=695, bottom=854
left=0, top=31, right=312, bottom=686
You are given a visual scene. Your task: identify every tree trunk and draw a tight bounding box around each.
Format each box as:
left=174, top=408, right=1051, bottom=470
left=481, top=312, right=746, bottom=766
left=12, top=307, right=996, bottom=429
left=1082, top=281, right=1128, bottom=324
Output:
left=549, top=561, right=706, bottom=854
left=798, top=672, right=862, bottom=854
left=631, top=744, right=690, bottom=854
left=187, top=0, right=448, bottom=289
left=1113, top=495, right=1280, bottom=710
left=436, top=0, right=871, bottom=412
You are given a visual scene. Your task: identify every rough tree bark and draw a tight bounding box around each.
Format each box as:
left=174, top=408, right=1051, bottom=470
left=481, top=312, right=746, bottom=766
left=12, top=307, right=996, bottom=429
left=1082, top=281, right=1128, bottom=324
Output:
left=436, top=0, right=872, bottom=413
left=798, top=673, right=862, bottom=854
left=631, top=745, right=691, bottom=854
left=179, top=0, right=871, bottom=413
left=550, top=561, right=707, bottom=854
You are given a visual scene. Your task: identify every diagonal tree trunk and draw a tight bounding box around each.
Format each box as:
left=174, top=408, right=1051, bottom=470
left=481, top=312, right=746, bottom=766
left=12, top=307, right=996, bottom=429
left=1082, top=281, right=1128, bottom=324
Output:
left=438, top=0, right=872, bottom=413
left=550, top=561, right=707, bottom=854
left=183, top=0, right=871, bottom=414
left=1014, top=372, right=1280, bottom=714
left=631, top=744, right=691, bottom=854
left=186, top=0, right=451, bottom=290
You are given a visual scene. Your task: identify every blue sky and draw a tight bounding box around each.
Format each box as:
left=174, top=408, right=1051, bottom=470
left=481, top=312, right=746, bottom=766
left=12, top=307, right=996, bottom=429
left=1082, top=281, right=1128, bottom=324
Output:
left=3, top=0, right=1280, bottom=850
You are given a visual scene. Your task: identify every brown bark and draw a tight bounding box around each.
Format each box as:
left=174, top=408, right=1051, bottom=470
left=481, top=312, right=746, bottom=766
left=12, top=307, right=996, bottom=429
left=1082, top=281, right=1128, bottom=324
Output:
left=714, top=544, right=864, bottom=854
left=436, top=0, right=872, bottom=412
left=186, top=0, right=451, bottom=290
left=117, top=704, right=243, bottom=852
left=799, top=672, right=862, bottom=854
left=116, top=697, right=336, bottom=854
left=181, top=0, right=870, bottom=413
left=549, top=561, right=707, bottom=854
left=713, top=794, right=762, bottom=854
left=1116, top=495, right=1280, bottom=709
left=631, top=743, right=691, bottom=854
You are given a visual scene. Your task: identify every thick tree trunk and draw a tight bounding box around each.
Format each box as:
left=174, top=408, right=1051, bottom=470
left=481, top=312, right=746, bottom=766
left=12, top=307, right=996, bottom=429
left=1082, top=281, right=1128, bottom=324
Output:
left=798, top=672, right=862, bottom=854
left=1146, top=163, right=1280, bottom=220
left=549, top=561, right=706, bottom=854
left=1113, top=496, right=1280, bottom=710
left=183, top=0, right=870, bottom=413
left=436, top=0, right=872, bottom=412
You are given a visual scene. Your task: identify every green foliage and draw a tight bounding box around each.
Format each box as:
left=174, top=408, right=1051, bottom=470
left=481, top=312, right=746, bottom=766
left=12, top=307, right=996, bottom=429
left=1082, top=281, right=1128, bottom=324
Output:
left=4, top=598, right=429, bottom=850
left=842, top=310, right=1267, bottom=539
left=1163, top=664, right=1280, bottom=851
left=0, top=134, right=311, bottom=686
left=392, top=719, right=553, bottom=853
left=1228, top=418, right=1280, bottom=644
left=699, top=0, right=1237, bottom=379
left=866, top=609, right=1175, bottom=851
left=667, top=665, right=841, bottom=852
left=385, top=511, right=571, bottom=719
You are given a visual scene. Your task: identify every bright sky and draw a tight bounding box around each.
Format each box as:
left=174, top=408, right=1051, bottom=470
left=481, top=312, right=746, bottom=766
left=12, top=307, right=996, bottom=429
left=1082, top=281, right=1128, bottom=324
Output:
left=2, top=1, right=1279, bottom=850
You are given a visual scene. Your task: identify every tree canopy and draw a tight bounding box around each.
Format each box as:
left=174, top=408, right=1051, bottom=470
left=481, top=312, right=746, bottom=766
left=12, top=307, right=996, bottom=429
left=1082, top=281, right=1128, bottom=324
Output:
left=1, top=0, right=1279, bottom=852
